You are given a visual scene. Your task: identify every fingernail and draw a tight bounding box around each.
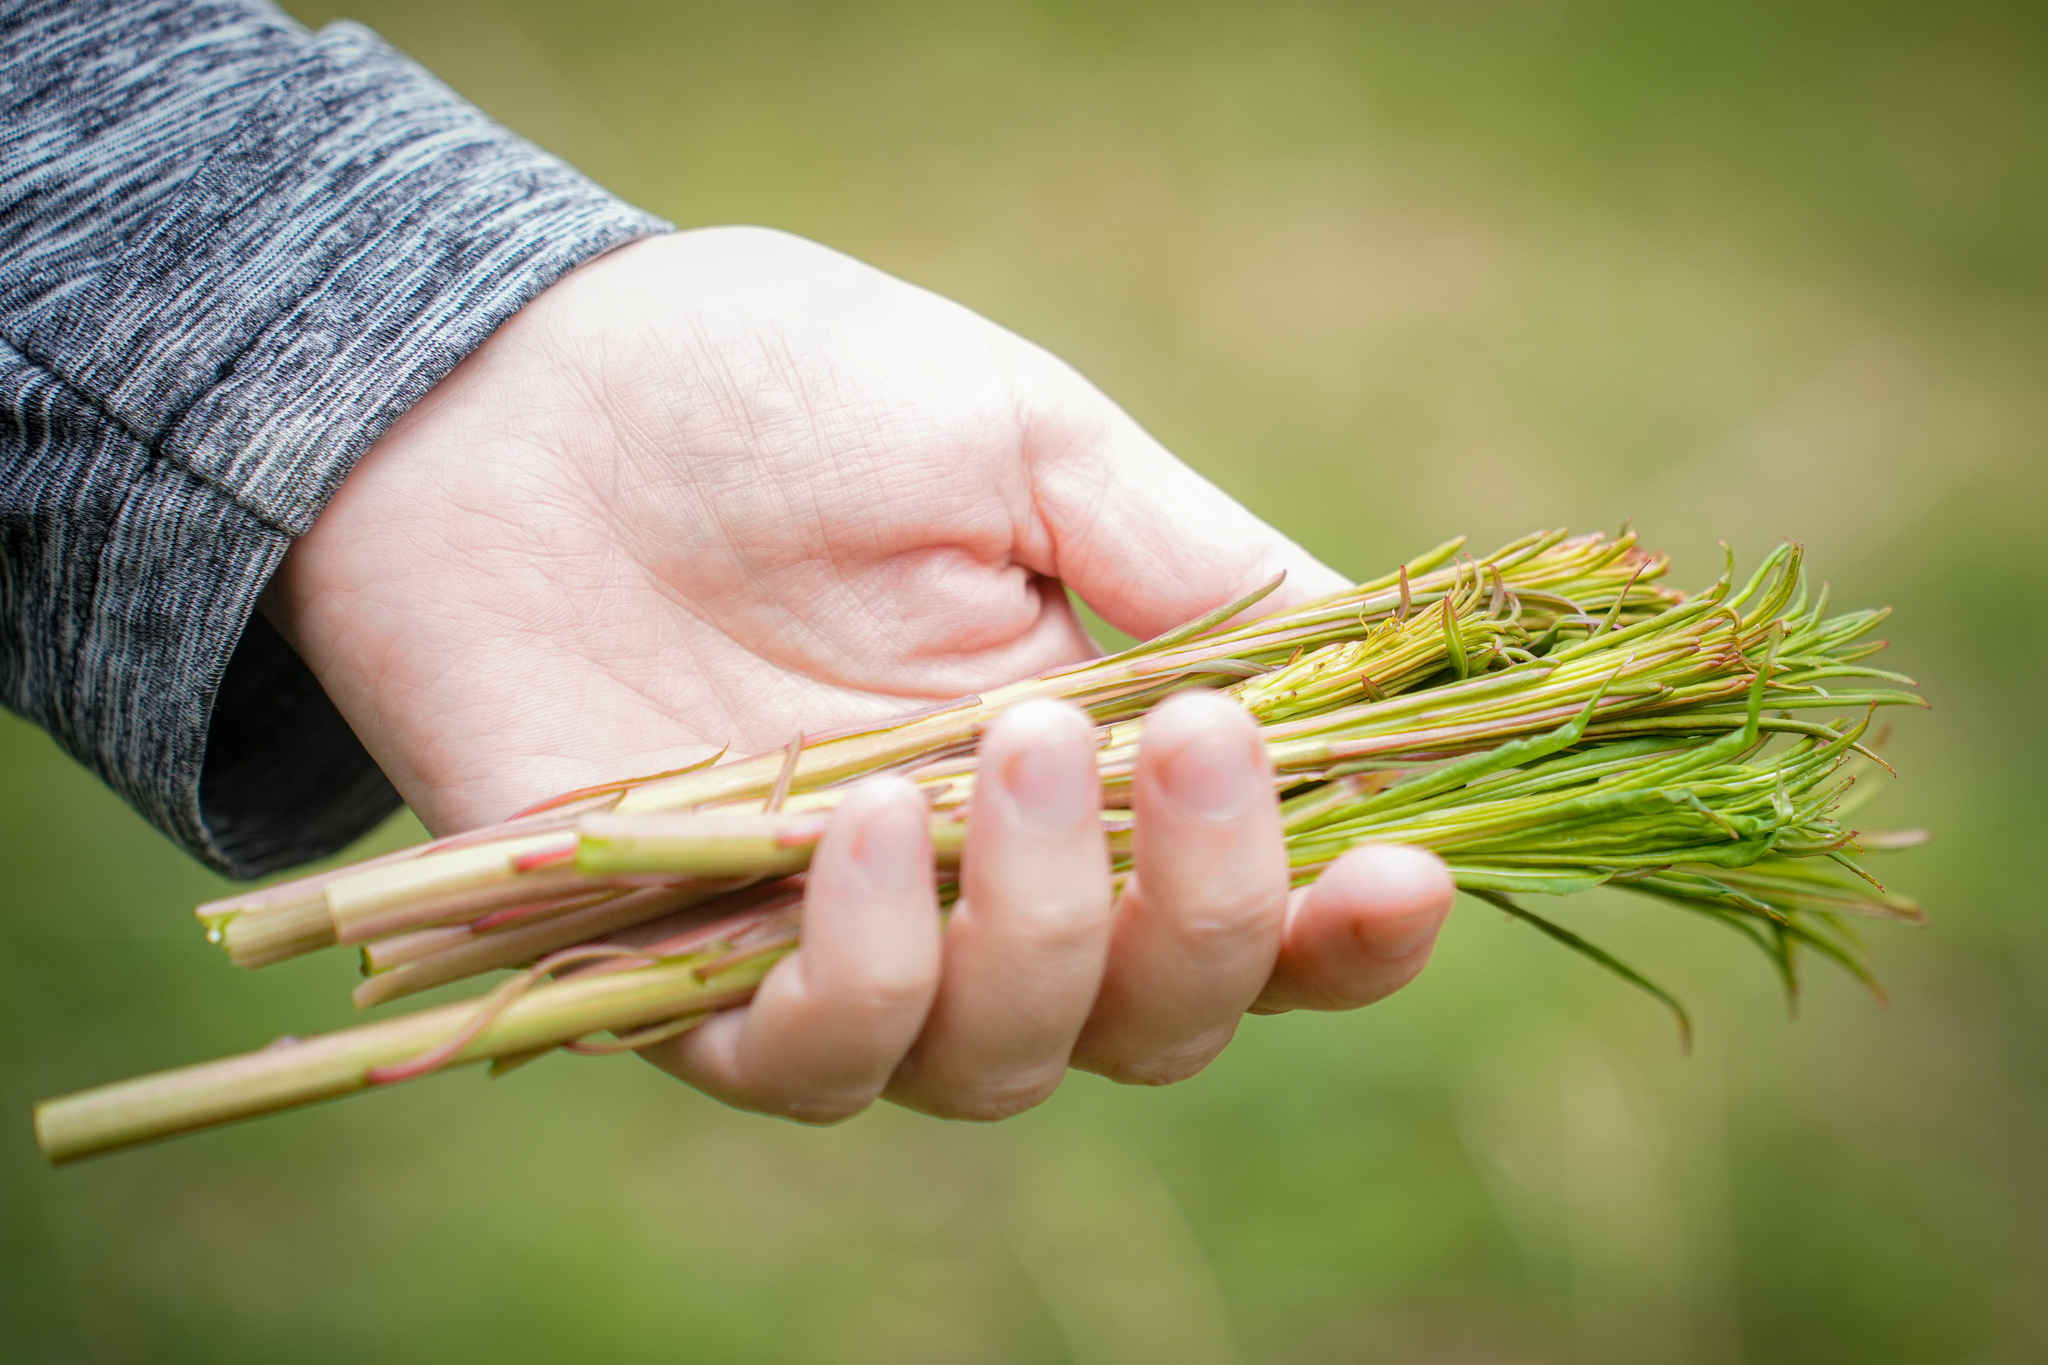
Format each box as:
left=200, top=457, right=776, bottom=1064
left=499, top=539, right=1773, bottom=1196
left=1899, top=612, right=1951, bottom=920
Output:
left=1364, top=911, right=1442, bottom=962
left=1001, top=738, right=1094, bottom=833
left=1156, top=731, right=1259, bottom=823
left=854, top=800, right=927, bottom=889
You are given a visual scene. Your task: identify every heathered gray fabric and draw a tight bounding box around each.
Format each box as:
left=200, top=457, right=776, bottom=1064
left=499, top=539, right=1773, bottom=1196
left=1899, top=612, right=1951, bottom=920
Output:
left=0, top=0, right=671, bottom=876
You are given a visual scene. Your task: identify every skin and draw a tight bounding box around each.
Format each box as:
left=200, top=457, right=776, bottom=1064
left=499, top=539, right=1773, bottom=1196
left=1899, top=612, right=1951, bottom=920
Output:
left=267, top=226, right=1456, bottom=1123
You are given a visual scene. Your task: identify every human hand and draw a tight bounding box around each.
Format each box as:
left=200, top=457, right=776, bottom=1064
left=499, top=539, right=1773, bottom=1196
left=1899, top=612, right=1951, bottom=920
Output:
left=267, top=226, right=1454, bottom=1119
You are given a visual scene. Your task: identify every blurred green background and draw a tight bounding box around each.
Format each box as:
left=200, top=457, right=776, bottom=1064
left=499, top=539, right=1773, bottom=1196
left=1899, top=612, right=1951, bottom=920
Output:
left=7, top=1, right=2046, bottom=1360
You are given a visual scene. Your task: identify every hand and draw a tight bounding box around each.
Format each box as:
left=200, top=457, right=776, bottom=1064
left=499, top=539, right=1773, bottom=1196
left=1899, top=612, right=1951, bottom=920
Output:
left=268, top=226, right=1455, bottom=1120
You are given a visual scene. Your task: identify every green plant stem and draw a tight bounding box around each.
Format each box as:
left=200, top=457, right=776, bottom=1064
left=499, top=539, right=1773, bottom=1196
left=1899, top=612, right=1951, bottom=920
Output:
left=35, top=948, right=784, bottom=1164
left=39, top=527, right=1924, bottom=1165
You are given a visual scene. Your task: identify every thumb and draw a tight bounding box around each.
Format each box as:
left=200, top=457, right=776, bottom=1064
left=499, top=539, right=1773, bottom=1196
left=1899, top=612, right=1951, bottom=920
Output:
left=1015, top=357, right=1349, bottom=640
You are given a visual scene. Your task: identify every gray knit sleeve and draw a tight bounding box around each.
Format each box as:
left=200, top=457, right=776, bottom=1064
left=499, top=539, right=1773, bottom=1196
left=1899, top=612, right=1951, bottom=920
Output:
left=0, top=0, right=672, bottom=876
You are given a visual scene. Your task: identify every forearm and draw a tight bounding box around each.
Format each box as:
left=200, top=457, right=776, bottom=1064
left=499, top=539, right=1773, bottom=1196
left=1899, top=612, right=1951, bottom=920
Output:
left=0, top=0, right=668, bottom=874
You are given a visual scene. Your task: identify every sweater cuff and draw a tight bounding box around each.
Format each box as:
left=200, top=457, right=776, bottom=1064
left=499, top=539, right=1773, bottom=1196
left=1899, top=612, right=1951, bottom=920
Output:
left=30, top=20, right=669, bottom=875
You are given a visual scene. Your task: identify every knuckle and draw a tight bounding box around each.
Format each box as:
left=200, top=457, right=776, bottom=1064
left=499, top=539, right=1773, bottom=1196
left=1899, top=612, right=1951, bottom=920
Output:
left=774, top=1088, right=879, bottom=1127
left=933, top=1091, right=1044, bottom=1123
left=794, top=949, right=935, bottom=1031
left=1090, top=1027, right=1233, bottom=1088
left=911, top=1069, right=1064, bottom=1123
left=1167, top=889, right=1286, bottom=959
left=839, top=962, right=937, bottom=1024
left=1015, top=891, right=1115, bottom=958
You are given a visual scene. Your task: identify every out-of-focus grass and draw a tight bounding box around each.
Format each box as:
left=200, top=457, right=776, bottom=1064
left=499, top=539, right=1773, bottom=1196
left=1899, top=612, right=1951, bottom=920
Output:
left=6, top=2, right=2045, bottom=1361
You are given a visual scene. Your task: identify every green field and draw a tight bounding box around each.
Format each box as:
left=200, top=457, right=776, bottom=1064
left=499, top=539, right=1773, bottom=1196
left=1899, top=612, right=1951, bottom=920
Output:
left=6, top=2, right=2045, bottom=1360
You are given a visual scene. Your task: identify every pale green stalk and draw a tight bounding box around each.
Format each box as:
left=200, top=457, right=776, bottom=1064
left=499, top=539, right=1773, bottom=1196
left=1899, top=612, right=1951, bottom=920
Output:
left=33, top=528, right=1926, bottom=1163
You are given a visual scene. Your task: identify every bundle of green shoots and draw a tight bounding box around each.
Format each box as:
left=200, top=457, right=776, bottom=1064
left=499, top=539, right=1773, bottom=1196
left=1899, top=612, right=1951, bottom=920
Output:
left=33, top=529, right=1927, bottom=1162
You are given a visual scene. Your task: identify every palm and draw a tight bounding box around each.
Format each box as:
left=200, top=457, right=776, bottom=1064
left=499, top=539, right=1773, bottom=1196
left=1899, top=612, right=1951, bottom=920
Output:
left=274, top=227, right=1340, bottom=834
left=267, top=227, right=1455, bottom=1120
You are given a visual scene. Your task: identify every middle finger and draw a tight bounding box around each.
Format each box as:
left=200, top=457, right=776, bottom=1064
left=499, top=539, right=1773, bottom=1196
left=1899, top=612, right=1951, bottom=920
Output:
left=1070, top=687, right=1289, bottom=1083
left=885, top=698, right=1114, bottom=1119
